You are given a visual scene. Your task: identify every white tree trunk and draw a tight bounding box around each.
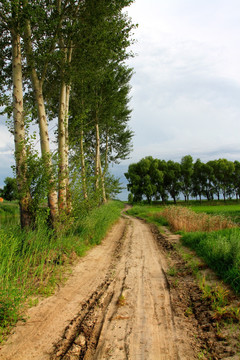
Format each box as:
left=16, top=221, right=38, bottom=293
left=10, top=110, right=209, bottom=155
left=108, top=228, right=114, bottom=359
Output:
left=24, top=20, right=58, bottom=224
left=80, top=128, right=88, bottom=200
left=95, top=121, right=100, bottom=191
left=58, top=44, right=72, bottom=213
left=12, top=30, right=32, bottom=228
left=58, top=80, right=67, bottom=210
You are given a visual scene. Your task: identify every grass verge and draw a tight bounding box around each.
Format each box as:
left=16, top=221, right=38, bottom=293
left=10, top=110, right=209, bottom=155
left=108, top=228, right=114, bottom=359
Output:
left=181, top=228, right=240, bottom=294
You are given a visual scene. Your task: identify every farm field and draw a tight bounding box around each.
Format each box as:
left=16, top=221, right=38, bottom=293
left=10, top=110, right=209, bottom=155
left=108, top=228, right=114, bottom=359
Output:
left=191, top=204, right=240, bottom=224
left=127, top=200, right=240, bottom=224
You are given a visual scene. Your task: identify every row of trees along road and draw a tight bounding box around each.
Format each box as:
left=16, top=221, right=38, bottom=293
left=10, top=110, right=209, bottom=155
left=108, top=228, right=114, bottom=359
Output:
left=125, top=155, right=240, bottom=203
left=0, top=0, right=135, bottom=228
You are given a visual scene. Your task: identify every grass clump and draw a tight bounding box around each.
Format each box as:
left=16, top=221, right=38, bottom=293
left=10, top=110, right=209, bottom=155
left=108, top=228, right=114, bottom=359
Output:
left=181, top=228, right=240, bottom=293
left=161, top=206, right=235, bottom=232
left=0, top=200, right=124, bottom=339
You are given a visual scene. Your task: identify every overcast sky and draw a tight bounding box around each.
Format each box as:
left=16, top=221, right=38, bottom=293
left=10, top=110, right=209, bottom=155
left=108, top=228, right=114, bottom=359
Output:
left=112, top=0, right=240, bottom=198
left=1, top=0, right=240, bottom=197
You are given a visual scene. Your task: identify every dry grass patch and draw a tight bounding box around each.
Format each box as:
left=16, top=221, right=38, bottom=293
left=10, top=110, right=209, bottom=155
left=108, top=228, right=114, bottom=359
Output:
left=161, top=206, right=235, bottom=232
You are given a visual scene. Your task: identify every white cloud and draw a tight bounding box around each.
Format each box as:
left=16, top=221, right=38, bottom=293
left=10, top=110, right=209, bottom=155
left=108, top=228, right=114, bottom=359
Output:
left=123, top=0, right=240, bottom=169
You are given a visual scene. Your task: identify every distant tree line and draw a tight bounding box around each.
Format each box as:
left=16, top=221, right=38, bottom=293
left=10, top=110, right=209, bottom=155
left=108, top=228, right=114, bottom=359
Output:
left=125, top=155, right=240, bottom=203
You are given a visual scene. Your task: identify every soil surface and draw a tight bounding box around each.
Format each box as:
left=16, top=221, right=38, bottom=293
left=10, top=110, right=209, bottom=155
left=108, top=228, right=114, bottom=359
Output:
left=0, top=212, right=238, bottom=359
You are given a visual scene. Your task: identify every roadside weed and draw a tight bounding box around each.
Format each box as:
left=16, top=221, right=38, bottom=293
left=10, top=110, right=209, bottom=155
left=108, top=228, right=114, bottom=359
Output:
left=117, top=293, right=126, bottom=307
left=167, top=266, right=178, bottom=277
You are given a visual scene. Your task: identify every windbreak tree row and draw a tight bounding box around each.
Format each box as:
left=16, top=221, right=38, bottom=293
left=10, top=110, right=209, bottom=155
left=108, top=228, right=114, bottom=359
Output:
left=125, top=155, right=240, bottom=203
left=0, top=0, right=135, bottom=228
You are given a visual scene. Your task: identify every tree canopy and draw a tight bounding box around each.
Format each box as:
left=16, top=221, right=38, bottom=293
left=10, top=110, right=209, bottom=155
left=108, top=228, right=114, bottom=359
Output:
left=0, top=0, right=135, bottom=228
left=125, top=156, right=240, bottom=203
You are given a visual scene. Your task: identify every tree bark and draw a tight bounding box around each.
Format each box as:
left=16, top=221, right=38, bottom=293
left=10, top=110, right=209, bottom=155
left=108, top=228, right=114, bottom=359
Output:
left=99, top=156, right=107, bottom=203
left=95, top=120, right=106, bottom=202
left=65, top=82, right=72, bottom=212
left=12, top=30, right=32, bottom=228
left=58, top=80, right=67, bottom=211
left=58, top=45, right=72, bottom=213
left=80, top=128, right=88, bottom=200
left=24, top=20, right=58, bottom=224
left=95, top=120, right=100, bottom=191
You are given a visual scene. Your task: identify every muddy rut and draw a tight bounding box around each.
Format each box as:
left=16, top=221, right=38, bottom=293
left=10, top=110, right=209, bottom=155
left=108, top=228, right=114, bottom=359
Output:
left=0, top=214, right=198, bottom=360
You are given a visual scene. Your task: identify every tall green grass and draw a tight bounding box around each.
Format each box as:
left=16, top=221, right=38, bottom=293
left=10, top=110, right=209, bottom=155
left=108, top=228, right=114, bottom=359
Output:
left=0, top=200, right=124, bottom=339
left=0, top=202, right=20, bottom=228
left=181, top=228, right=240, bottom=294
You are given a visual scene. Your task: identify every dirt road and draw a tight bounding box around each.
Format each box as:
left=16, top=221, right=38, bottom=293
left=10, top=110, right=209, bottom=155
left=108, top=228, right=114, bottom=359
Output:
left=0, top=214, right=199, bottom=360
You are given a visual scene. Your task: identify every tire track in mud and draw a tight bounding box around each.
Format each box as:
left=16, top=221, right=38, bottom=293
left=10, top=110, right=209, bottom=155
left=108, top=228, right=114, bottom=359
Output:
left=51, top=220, right=131, bottom=360
left=51, top=217, right=195, bottom=360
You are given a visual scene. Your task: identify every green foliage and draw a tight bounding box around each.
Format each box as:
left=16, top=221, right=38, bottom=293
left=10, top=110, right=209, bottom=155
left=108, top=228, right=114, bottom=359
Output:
left=0, top=201, right=18, bottom=213
left=128, top=192, right=133, bottom=204
left=165, top=160, right=181, bottom=203
left=2, top=177, right=18, bottom=201
left=181, top=228, right=240, bottom=293
left=180, top=155, right=194, bottom=201
left=125, top=157, right=164, bottom=203
left=125, top=156, right=240, bottom=203
left=1, top=0, right=135, bottom=227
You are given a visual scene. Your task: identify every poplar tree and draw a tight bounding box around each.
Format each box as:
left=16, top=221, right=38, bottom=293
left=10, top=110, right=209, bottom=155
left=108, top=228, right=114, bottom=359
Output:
left=0, top=0, right=33, bottom=228
left=21, top=0, right=61, bottom=224
left=180, top=155, right=194, bottom=202
left=69, top=0, right=135, bottom=203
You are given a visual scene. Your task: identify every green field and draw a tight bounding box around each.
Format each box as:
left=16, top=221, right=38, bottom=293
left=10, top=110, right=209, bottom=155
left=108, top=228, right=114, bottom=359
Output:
left=190, top=204, right=240, bottom=224
left=128, top=201, right=240, bottom=224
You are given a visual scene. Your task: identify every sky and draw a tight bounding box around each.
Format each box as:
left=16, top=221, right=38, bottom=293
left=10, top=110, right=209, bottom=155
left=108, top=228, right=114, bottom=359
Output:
left=114, top=0, right=240, bottom=199
left=1, top=0, right=240, bottom=199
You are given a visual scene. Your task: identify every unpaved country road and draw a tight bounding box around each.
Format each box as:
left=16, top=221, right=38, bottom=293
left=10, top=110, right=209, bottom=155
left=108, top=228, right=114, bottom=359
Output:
left=0, top=214, right=198, bottom=360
